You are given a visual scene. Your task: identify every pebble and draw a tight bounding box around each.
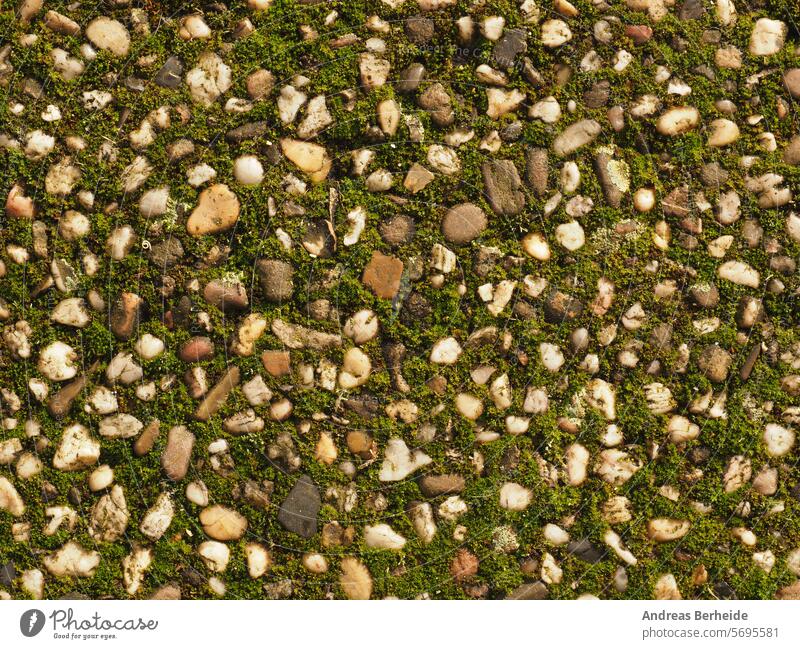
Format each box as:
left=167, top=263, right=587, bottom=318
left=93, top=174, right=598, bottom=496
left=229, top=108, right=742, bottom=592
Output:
left=198, top=541, right=230, bottom=573
left=245, top=543, right=271, bottom=578
left=656, top=106, right=700, bottom=135
left=555, top=220, right=585, bottom=250
left=764, top=424, right=795, bottom=457
left=707, top=119, right=739, bottom=147
left=233, top=156, right=264, bottom=185
left=43, top=542, right=100, bottom=577
left=552, top=119, right=602, bottom=156
left=186, top=184, right=240, bottom=236
left=161, top=426, right=195, bottom=481
left=200, top=505, right=248, bottom=540
left=0, top=0, right=797, bottom=605
left=379, top=439, right=432, bottom=482
left=86, top=18, right=130, bottom=57
left=717, top=260, right=760, bottom=288
left=186, top=52, right=232, bottom=106
left=364, top=524, right=407, bottom=549
left=340, top=557, right=372, bottom=600
left=277, top=475, right=320, bottom=537
left=647, top=518, right=691, bottom=542
left=749, top=18, right=786, bottom=56
left=541, top=19, right=572, bottom=47
left=362, top=252, right=403, bottom=299
left=280, top=138, right=331, bottom=182
left=499, top=482, right=532, bottom=511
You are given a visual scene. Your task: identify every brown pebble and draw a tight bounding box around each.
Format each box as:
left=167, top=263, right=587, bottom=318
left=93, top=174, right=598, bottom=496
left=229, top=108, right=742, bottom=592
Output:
left=161, top=425, right=195, bottom=481
left=625, top=24, right=653, bottom=44
left=418, top=474, right=465, bottom=497
left=133, top=419, right=161, bottom=457
left=450, top=549, right=478, bottom=581
left=194, top=366, right=240, bottom=421
left=261, top=350, right=291, bottom=377
left=739, top=344, right=761, bottom=381
left=362, top=251, right=404, bottom=299
left=179, top=337, right=215, bottom=362
left=109, top=292, right=144, bottom=340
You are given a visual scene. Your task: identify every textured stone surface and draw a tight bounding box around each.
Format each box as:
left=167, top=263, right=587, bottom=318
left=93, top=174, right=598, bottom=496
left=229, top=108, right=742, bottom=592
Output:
left=1, top=1, right=798, bottom=604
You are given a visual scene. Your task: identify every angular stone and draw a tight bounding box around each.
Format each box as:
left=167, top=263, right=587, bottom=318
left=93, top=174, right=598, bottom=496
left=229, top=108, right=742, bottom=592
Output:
left=226, top=121, right=268, bottom=143
left=155, top=56, right=183, bottom=88
left=594, top=149, right=625, bottom=208
left=146, top=238, right=184, bottom=268
left=493, top=28, right=527, bottom=68
left=362, top=252, right=403, bottom=299
left=186, top=184, right=240, bottom=237
left=277, top=475, right=320, bottom=538
left=417, top=82, right=453, bottom=127
left=256, top=259, right=294, bottom=303
left=280, top=138, right=332, bottom=183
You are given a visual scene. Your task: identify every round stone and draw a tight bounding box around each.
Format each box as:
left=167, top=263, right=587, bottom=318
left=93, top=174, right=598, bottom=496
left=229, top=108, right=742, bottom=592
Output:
left=441, top=203, right=487, bottom=244
left=233, top=155, right=264, bottom=185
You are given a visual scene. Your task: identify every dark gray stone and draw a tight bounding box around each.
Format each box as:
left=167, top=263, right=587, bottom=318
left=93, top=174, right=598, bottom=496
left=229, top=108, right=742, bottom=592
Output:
left=700, top=162, right=729, bottom=187
left=417, top=82, right=453, bottom=127
left=256, top=259, right=294, bottom=303
left=584, top=80, right=610, bottom=108
left=155, top=56, right=183, bottom=89
left=147, top=238, right=184, bottom=268
left=0, top=561, right=15, bottom=587
left=405, top=16, right=434, bottom=44
left=277, top=475, right=320, bottom=538
left=544, top=290, right=583, bottom=323
left=225, top=121, right=268, bottom=143
left=689, top=283, right=720, bottom=308
left=567, top=539, right=605, bottom=564
left=398, top=63, right=426, bottom=93
left=679, top=0, right=705, bottom=20
left=493, top=28, right=527, bottom=68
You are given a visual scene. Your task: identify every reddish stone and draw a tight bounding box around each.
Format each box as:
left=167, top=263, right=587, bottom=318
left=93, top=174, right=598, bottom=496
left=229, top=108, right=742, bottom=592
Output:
left=362, top=251, right=403, bottom=299
left=109, top=292, right=143, bottom=340
left=261, top=350, right=291, bottom=377
left=179, top=336, right=215, bottom=362
left=450, top=549, right=479, bottom=581
left=625, top=24, right=653, bottom=44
